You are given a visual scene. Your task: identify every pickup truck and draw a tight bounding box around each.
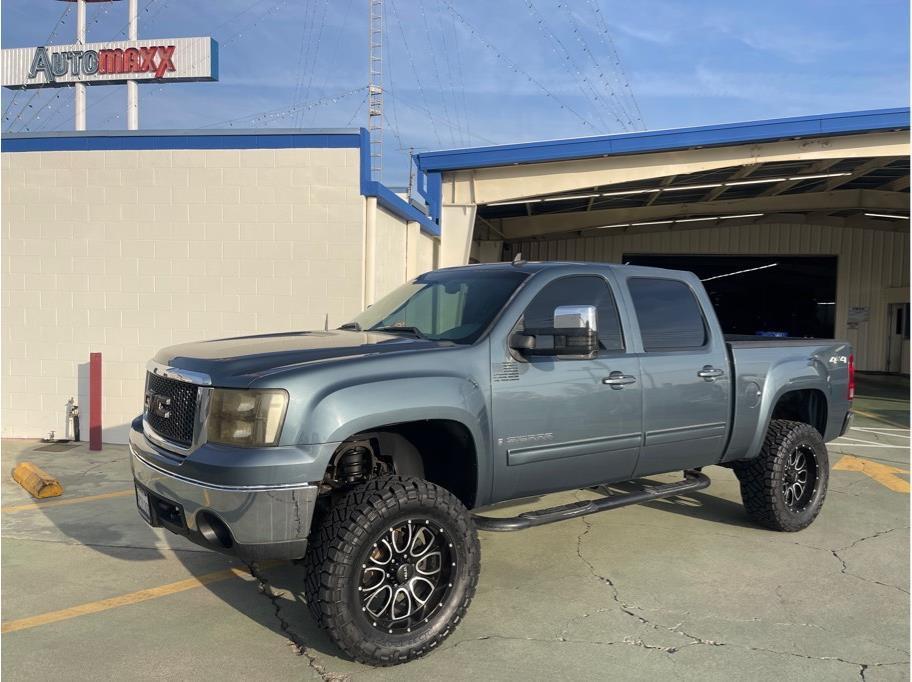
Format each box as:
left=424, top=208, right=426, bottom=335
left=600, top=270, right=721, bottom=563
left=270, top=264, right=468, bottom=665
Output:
left=130, top=261, right=854, bottom=666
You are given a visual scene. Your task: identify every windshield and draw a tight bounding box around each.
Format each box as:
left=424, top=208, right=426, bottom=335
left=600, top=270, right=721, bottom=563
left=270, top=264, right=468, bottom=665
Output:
left=348, top=269, right=528, bottom=344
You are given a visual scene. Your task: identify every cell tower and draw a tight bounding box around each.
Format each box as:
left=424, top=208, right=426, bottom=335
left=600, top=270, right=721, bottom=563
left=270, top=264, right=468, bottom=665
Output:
left=368, top=0, right=383, bottom=180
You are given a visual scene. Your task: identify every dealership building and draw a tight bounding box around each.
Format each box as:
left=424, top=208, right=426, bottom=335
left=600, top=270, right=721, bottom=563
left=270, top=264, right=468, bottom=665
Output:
left=2, top=107, right=909, bottom=442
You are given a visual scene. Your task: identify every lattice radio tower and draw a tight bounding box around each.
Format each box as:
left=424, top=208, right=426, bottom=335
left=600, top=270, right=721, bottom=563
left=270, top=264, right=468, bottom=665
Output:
left=368, top=0, right=383, bottom=180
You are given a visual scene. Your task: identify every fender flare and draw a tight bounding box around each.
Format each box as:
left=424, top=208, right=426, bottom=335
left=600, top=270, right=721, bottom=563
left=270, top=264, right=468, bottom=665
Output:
left=291, top=374, right=491, bottom=501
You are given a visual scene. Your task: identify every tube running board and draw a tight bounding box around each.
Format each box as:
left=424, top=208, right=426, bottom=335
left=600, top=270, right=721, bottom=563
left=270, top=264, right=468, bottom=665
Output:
left=472, top=470, right=710, bottom=532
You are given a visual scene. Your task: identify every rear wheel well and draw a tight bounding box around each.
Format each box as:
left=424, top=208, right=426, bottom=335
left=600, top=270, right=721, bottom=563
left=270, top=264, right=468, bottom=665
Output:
left=771, top=389, right=828, bottom=437
left=325, top=420, right=478, bottom=509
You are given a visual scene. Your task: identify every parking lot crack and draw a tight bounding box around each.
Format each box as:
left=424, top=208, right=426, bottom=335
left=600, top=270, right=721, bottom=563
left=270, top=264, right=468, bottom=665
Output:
left=246, top=562, right=348, bottom=682
left=830, top=527, right=910, bottom=595
left=575, top=518, right=621, bottom=596
left=737, top=646, right=907, bottom=678
left=573, top=518, right=724, bottom=653
left=572, top=518, right=909, bottom=666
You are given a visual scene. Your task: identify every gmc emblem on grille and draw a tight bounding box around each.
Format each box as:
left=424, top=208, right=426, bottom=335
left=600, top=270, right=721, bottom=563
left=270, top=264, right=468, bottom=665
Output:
left=145, top=392, right=172, bottom=419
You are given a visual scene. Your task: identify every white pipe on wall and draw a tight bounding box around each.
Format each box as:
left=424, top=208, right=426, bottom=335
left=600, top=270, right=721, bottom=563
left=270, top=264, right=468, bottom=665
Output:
left=74, top=0, right=86, bottom=131
left=364, top=196, right=378, bottom=306
left=127, top=0, right=139, bottom=130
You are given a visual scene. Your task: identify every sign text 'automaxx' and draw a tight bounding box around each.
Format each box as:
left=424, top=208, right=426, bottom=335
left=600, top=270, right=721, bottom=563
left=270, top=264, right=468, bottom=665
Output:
left=28, top=45, right=176, bottom=82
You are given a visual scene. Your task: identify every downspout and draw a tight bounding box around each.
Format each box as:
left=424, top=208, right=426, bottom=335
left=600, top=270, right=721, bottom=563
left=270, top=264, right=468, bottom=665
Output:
left=364, top=195, right=377, bottom=307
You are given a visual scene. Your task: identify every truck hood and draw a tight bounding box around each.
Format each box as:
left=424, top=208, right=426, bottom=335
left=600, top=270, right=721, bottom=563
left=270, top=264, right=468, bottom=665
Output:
left=153, top=329, right=451, bottom=385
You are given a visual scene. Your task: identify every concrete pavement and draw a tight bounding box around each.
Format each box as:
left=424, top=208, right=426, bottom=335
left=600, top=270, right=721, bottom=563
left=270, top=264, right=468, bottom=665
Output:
left=1, top=377, right=908, bottom=680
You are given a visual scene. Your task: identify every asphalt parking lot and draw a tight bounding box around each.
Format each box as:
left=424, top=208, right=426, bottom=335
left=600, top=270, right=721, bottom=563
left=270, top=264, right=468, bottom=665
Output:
left=2, top=376, right=909, bottom=681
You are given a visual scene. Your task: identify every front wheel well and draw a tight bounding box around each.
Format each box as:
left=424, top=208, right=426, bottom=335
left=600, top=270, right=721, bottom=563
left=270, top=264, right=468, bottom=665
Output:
left=770, top=389, right=828, bottom=437
left=326, top=420, right=478, bottom=509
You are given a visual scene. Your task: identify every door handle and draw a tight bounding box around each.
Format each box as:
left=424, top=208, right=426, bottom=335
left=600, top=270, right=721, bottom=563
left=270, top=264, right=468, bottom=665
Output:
left=697, top=365, right=725, bottom=381
left=603, top=371, right=637, bottom=389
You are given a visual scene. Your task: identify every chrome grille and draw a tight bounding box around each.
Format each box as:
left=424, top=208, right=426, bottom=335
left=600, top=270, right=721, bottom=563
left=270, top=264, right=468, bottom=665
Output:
left=144, top=372, right=199, bottom=447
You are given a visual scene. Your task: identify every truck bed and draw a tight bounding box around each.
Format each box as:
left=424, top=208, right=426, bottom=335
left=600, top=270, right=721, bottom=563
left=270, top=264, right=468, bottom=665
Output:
left=722, top=337, right=853, bottom=462
left=725, top=335, right=838, bottom=348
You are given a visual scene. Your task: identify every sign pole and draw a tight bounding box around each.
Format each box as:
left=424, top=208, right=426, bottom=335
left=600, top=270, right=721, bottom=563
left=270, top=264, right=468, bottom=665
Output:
left=74, top=0, right=86, bottom=130
left=127, top=0, right=138, bottom=130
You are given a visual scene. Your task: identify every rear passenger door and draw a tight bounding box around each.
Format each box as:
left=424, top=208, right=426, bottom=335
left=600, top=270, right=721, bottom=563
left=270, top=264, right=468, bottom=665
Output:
left=621, top=276, right=730, bottom=476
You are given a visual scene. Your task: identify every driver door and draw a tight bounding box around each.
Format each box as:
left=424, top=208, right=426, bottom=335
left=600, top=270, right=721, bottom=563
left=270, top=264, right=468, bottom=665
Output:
left=490, top=274, right=642, bottom=501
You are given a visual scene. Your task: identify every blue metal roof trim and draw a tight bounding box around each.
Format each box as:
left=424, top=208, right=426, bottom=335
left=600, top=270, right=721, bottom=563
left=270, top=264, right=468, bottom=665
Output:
left=2, top=126, right=440, bottom=236
left=0, top=128, right=362, bottom=152
left=415, top=108, right=910, bottom=173
left=357, top=127, right=440, bottom=236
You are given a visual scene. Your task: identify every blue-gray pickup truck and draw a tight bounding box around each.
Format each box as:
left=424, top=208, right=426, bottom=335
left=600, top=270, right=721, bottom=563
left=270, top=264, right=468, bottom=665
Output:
left=130, top=261, right=854, bottom=665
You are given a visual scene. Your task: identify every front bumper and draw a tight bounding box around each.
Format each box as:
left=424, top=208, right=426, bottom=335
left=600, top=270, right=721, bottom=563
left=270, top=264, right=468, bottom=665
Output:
left=130, top=437, right=319, bottom=562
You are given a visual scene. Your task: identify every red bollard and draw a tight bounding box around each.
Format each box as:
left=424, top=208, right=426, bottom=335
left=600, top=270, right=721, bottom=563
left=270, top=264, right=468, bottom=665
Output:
left=89, top=352, right=102, bottom=450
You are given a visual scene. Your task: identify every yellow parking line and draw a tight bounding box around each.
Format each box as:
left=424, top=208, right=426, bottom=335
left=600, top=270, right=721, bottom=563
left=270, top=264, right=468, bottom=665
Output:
left=1, top=562, right=279, bottom=634
left=1, top=489, right=134, bottom=514
left=834, top=454, right=911, bottom=493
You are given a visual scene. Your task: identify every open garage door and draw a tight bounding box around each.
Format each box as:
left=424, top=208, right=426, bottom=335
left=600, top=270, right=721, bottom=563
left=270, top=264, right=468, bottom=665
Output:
left=623, top=254, right=837, bottom=339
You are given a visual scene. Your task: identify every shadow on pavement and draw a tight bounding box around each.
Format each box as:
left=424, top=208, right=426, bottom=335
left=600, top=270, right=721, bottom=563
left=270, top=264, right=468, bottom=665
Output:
left=589, top=472, right=758, bottom=529
left=2, top=435, right=347, bottom=666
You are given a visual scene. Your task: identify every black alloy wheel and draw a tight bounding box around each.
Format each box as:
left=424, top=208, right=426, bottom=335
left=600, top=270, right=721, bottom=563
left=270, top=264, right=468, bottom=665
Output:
left=781, top=443, right=819, bottom=511
left=734, top=419, right=830, bottom=532
left=303, top=476, right=480, bottom=666
left=359, top=519, right=455, bottom=634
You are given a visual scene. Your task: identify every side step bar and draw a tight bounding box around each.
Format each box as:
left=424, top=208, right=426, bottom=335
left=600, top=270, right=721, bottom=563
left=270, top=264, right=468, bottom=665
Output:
left=472, top=470, right=710, bottom=532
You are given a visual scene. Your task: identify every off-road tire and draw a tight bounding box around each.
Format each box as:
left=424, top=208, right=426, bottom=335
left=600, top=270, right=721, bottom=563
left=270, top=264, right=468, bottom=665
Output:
left=734, top=419, right=829, bottom=532
left=302, top=476, right=480, bottom=666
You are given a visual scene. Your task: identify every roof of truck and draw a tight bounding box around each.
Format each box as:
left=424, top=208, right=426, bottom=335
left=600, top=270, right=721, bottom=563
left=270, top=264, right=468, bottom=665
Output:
left=436, top=260, right=698, bottom=279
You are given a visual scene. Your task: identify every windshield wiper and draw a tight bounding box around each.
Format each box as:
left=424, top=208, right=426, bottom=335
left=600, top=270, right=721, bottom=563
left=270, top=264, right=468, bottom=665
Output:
left=372, top=325, right=427, bottom=339
left=338, top=322, right=362, bottom=331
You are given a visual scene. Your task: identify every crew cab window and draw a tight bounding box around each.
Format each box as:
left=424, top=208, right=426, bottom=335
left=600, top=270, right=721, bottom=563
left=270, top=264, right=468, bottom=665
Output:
left=628, top=277, right=707, bottom=351
left=522, top=275, right=624, bottom=352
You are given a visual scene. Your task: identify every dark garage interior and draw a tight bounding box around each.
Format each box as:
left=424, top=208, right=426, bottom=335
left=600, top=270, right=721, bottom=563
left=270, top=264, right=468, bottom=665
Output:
left=623, top=254, right=838, bottom=339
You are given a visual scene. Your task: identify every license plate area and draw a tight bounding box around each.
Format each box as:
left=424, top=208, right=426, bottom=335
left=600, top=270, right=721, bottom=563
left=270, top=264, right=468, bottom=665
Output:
left=135, top=483, right=186, bottom=532
left=135, top=484, right=151, bottom=522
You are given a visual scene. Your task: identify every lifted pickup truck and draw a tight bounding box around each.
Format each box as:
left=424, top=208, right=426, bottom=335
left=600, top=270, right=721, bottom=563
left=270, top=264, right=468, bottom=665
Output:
left=130, top=261, right=854, bottom=666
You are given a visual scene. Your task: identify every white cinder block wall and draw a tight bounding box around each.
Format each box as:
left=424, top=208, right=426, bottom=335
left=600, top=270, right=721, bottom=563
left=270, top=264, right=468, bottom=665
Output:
left=374, top=206, right=408, bottom=299
left=2, top=142, right=374, bottom=442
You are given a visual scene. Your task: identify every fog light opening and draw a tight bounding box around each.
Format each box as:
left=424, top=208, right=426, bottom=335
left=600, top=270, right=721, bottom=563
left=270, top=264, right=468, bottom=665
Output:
left=197, top=511, right=234, bottom=549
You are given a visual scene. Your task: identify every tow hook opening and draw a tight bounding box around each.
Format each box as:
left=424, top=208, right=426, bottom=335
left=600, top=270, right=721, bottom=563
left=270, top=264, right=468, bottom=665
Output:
left=197, top=511, right=234, bottom=549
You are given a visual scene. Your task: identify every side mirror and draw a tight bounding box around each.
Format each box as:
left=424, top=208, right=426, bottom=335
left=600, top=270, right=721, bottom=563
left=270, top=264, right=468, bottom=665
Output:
left=509, top=332, right=536, bottom=351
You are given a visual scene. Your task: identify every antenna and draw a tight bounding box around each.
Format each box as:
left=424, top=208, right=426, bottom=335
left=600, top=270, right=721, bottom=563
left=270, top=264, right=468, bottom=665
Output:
left=512, top=252, right=524, bottom=265
left=368, top=0, right=383, bottom=181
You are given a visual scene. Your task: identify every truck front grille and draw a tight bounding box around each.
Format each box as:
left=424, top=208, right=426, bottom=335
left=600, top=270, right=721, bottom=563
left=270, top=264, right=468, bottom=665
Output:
left=144, top=372, right=199, bottom=448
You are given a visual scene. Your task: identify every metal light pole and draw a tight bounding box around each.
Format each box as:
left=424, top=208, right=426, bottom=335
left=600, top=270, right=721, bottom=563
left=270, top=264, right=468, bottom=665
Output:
left=74, top=0, right=86, bottom=130
left=126, top=0, right=138, bottom=129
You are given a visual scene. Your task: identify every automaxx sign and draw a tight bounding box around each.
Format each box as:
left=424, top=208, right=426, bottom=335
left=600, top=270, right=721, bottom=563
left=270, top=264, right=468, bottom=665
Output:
left=1, top=37, right=217, bottom=89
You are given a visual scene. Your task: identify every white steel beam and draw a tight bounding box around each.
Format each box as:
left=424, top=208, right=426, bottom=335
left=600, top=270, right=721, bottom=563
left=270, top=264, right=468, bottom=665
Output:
left=443, top=132, right=909, bottom=206
left=497, top=189, right=909, bottom=239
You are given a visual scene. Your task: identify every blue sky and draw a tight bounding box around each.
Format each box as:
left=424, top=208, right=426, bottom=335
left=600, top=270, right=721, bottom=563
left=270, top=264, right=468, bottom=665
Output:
left=2, top=0, right=909, bottom=186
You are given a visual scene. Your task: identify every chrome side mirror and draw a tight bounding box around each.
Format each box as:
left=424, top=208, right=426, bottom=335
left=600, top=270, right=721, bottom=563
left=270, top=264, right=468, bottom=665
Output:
left=553, top=305, right=598, bottom=332
left=512, top=304, right=599, bottom=360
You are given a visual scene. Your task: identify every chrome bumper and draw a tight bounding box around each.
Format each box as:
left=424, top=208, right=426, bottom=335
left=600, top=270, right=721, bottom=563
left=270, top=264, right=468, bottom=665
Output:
left=130, top=446, right=318, bottom=561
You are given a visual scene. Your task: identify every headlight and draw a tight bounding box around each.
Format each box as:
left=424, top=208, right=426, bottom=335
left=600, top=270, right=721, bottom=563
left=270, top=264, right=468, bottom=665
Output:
left=207, top=388, right=288, bottom=447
